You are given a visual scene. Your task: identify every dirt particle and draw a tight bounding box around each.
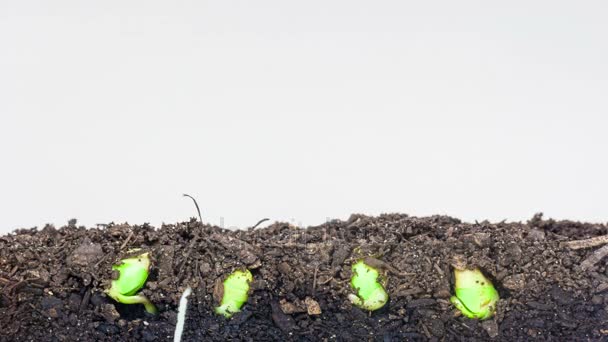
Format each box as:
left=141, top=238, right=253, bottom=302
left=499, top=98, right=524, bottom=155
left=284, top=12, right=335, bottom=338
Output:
left=407, top=298, right=436, bottom=308
left=79, top=289, right=91, bottom=312
left=395, top=285, right=424, bottom=297
left=527, top=301, right=553, bottom=311
left=551, top=285, right=574, bottom=305
left=503, top=274, right=526, bottom=291
left=429, top=318, right=445, bottom=337
left=464, top=233, right=491, bottom=247
left=212, top=278, right=224, bottom=303
left=481, top=320, right=499, bottom=338
left=67, top=239, right=104, bottom=267
left=434, top=288, right=451, bottom=299
left=90, top=293, right=106, bottom=307
left=331, top=245, right=351, bottom=271
left=592, top=295, right=603, bottom=305
left=68, top=293, right=82, bottom=312
left=305, top=297, right=322, bottom=315
left=277, top=262, right=292, bottom=275
left=271, top=301, right=295, bottom=332
left=199, top=262, right=212, bottom=274
left=41, top=296, right=63, bottom=318
left=527, top=228, right=546, bottom=241
left=82, top=272, right=92, bottom=286
left=279, top=299, right=305, bottom=314
left=100, top=303, right=120, bottom=323
left=250, top=279, right=267, bottom=291
left=96, top=323, right=119, bottom=335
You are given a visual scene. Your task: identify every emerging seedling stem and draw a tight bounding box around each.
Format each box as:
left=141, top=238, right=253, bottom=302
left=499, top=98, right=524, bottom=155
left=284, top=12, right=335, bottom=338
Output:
left=348, top=259, right=389, bottom=311
left=106, top=251, right=157, bottom=314
left=215, top=269, right=253, bottom=318
left=450, top=268, right=498, bottom=320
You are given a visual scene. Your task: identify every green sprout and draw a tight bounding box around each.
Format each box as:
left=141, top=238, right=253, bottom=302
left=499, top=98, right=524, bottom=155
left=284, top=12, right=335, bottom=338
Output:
left=215, top=269, right=253, bottom=318
left=106, top=251, right=157, bottom=314
left=450, top=268, right=498, bottom=320
left=348, top=259, right=389, bottom=311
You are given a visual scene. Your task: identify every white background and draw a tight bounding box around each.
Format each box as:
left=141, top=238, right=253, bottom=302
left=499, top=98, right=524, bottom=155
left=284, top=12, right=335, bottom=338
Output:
left=1, top=1, right=607, bottom=233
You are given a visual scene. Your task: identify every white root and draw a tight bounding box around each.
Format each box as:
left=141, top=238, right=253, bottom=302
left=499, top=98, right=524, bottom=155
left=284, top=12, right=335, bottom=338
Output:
left=174, top=287, right=192, bottom=342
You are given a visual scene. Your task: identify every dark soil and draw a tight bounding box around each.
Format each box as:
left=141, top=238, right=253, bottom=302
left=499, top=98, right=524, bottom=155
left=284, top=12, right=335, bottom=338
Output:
left=2, top=213, right=608, bottom=341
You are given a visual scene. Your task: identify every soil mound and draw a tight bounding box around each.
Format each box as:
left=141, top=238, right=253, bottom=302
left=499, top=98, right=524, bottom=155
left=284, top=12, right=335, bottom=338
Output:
left=1, top=214, right=607, bottom=341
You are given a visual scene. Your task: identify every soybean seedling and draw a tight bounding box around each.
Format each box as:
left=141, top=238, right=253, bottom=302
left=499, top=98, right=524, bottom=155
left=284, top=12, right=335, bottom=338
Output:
left=450, top=268, right=499, bottom=320
left=215, top=269, right=253, bottom=318
left=348, top=259, right=389, bottom=311
left=106, top=250, right=157, bottom=314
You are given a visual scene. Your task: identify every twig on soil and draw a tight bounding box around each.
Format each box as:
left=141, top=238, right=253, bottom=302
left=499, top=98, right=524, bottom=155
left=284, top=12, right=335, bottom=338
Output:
left=433, top=263, right=445, bottom=276
left=563, top=234, right=608, bottom=250
left=0, top=275, right=17, bottom=299
left=312, top=265, right=319, bottom=293
left=177, top=238, right=198, bottom=281
left=120, top=230, right=134, bottom=250
left=26, top=281, right=45, bottom=289
left=94, top=254, right=109, bottom=268
left=6, top=280, right=26, bottom=294
left=459, top=321, right=473, bottom=330
left=0, top=277, right=10, bottom=285
left=420, top=322, right=432, bottom=339
left=250, top=218, right=270, bottom=231
left=581, top=244, right=608, bottom=271
left=267, top=243, right=310, bottom=248
left=79, top=289, right=91, bottom=312
left=182, top=194, right=203, bottom=224
left=317, top=276, right=333, bottom=286
left=362, top=257, right=415, bottom=277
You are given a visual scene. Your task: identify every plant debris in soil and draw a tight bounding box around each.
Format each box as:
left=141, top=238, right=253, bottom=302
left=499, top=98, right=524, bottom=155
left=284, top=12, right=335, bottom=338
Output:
left=2, top=213, right=608, bottom=341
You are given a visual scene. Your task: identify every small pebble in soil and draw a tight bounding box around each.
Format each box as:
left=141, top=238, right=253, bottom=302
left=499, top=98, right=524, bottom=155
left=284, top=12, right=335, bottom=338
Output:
left=100, top=304, right=120, bottom=323
left=481, top=320, right=499, bottom=338
left=305, top=297, right=322, bottom=315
